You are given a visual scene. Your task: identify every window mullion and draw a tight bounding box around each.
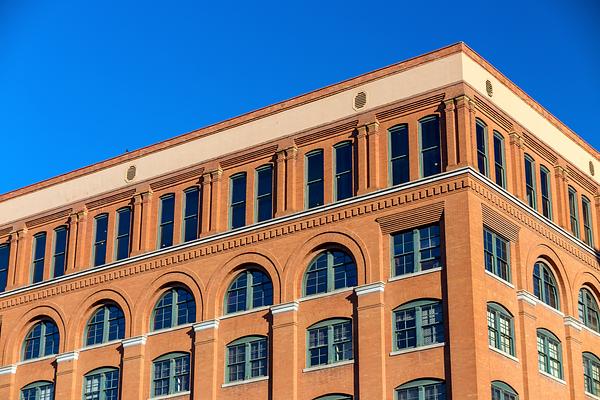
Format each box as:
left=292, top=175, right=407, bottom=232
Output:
left=328, top=325, right=334, bottom=364
left=327, top=252, right=334, bottom=292
left=414, top=229, right=421, bottom=272
left=103, top=306, right=110, bottom=343
left=171, top=290, right=178, bottom=328
left=415, top=306, right=422, bottom=347
left=246, top=271, right=253, bottom=310
left=39, top=324, right=46, bottom=357
left=245, top=342, right=250, bottom=380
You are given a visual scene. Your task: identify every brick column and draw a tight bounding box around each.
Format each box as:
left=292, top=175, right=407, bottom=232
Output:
left=454, top=95, right=475, bottom=168
left=594, top=195, right=600, bottom=249
left=563, top=317, right=585, bottom=400
left=443, top=99, right=459, bottom=170
left=516, top=291, right=540, bottom=400
left=121, top=336, right=147, bottom=399
left=12, top=228, right=29, bottom=288
left=5, top=231, right=20, bottom=290
left=271, top=301, right=299, bottom=400
left=201, top=172, right=212, bottom=234
left=130, top=194, right=143, bottom=256
left=0, top=365, right=17, bottom=400
left=275, top=149, right=287, bottom=217
left=355, top=282, right=386, bottom=399
left=139, top=191, right=154, bottom=252
left=54, top=351, right=79, bottom=400
left=356, top=125, right=368, bottom=195
left=193, top=320, right=220, bottom=400
left=65, top=213, right=78, bottom=273
left=209, top=168, right=223, bottom=233
left=74, top=209, right=88, bottom=269
left=553, top=164, right=569, bottom=230
left=366, top=121, right=382, bottom=191
left=508, top=132, right=525, bottom=201
left=285, top=146, right=299, bottom=213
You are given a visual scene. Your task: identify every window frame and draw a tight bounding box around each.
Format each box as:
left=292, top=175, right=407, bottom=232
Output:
left=483, top=228, right=511, bottom=282
left=229, top=172, right=247, bottom=229
left=539, top=165, right=553, bottom=220
left=20, top=381, right=54, bottom=400
left=493, top=131, right=506, bottom=189
left=158, top=194, right=175, bottom=249
left=51, top=226, right=68, bottom=279
left=578, top=288, right=600, bottom=333
left=93, top=213, right=109, bottom=267
left=393, top=299, right=445, bottom=351
left=491, top=380, right=518, bottom=400
left=581, top=196, right=594, bottom=246
left=151, top=352, right=191, bottom=398
left=22, top=320, right=59, bottom=361
left=583, top=352, right=600, bottom=396
left=568, top=186, right=580, bottom=239
left=418, top=115, right=441, bottom=178
left=31, top=232, right=47, bottom=283
left=487, top=303, right=515, bottom=356
left=151, top=287, right=196, bottom=331
left=390, top=224, right=442, bottom=277
left=314, top=395, right=353, bottom=400
left=305, top=149, right=325, bottom=209
left=182, top=186, right=200, bottom=243
left=306, top=318, right=353, bottom=368
left=115, top=207, right=132, bottom=261
left=333, top=141, right=353, bottom=201
left=83, top=367, right=120, bottom=400
left=85, top=304, right=126, bottom=346
left=475, top=119, right=489, bottom=177
left=303, top=250, right=357, bottom=296
left=395, top=379, right=446, bottom=400
left=524, top=154, right=537, bottom=210
left=533, top=262, right=560, bottom=310
left=536, top=328, right=563, bottom=379
left=225, top=269, right=274, bottom=314
left=389, top=124, right=410, bottom=186
left=255, top=165, right=274, bottom=223
left=0, top=242, right=9, bottom=292
left=225, top=335, right=269, bottom=383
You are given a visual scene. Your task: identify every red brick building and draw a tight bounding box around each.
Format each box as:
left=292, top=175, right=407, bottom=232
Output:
left=0, top=43, right=598, bottom=400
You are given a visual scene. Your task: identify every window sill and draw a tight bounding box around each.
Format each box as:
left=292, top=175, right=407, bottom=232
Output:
left=222, top=376, right=269, bottom=388
left=585, top=391, right=600, bottom=400
left=581, top=324, right=600, bottom=338
left=539, top=370, right=567, bottom=385
left=389, top=342, right=444, bottom=356
left=149, top=391, right=191, bottom=400
left=488, top=346, right=519, bottom=362
left=147, top=323, right=194, bottom=337
left=537, top=300, right=565, bottom=318
left=220, top=306, right=270, bottom=320
left=484, top=270, right=514, bottom=289
left=81, top=339, right=122, bottom=352
left=299, top=287, right=354, bottom=303
left=17, top=354, right=56, bottom=366
left=303, top=359, right=354, bottom=373
left=388, top=267, right=442, bottom=282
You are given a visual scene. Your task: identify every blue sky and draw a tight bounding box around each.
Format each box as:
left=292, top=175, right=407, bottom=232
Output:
left=1, top=0, right=599, bottom=195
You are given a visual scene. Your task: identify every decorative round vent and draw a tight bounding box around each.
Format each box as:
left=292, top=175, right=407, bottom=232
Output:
left=354, top=91, right=367, bottom=110
left=590, top=161, right=595, bottom=176
left=486, top=80, right=493, bottom=97
left=126, top=165, right=137, bottom=181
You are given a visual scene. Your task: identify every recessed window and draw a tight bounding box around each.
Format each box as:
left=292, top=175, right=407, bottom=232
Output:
left=20, top=381, right=54, bottom=400
left=304, top=250, right=357, bottom=296
left=584, top=352, right=600, bottom=396
left=306, top=150, right=324, bottom=209
left=578, top=288, right=600, bottom=333
left=395, top=379, right=445, bottom=400
left=491, top=381, right=518, bottom=400
left=582, top=196, right=594, bottom=246
left=226, top=269, right=273, bottom=314
left=93, top=214, right=108, bottom=267
left=391, top=224, right=441, bottom=277
left=419, top=116, right=441, bottom=178
left=524, top=155, right=537, bottom=210
left=183, top=187, right=200, bottom=242
left=230, top=173, right=247, bottom=229
left=493, top=132, right=506, bottom=189
left=51, top=227, right=67, bottom=278
left=226, top=336, right=268, bottom=382
left=31, top=232, right=47, bottom=283
left=22, top=320, right=59, bottom=361
left=533, top=262, right=559, bottom=310
left=539, top=166, right=552, bottom=220
left=476, top=119, right=489, bottom=176
left=115, top=207, right=131, bottom=261
left=389, top=124, right=410, bottom=186
left=307, top=318, right=353, bottom=367
left=483, top=228, right=510, bottom=282
left=83, top=367, right=119, bottom=400
left=314, top=395, right=352, bottom=400
left=487, top=303, right=515, bottom=356
left=393, top=300, right=444, bottom=351
left=152, top=353, right=190, bottom=397
left=152, top=288, right=196, bottom=331
left=159, top=194, right=175, bottom=248
left=85, top=304, right=125, bottom=346
left=255, top=166, right=273, bottom=222
left=334, top=142, right=353, bottom=201
left=568, top=186, right=579, bottom=238
left=537, top=328, right=563, bottom=379
left=0, top=243, right=10, bottom=292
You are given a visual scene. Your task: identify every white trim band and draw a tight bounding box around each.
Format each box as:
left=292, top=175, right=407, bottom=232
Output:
left=221, top=376, right=269, bottom=388
left=355, top=282, right=385, bottom=296
left=564, top=316, right=583, bottom=331
left=193, top=320, right=220, bottom=332
left=0, top=365, right=17, bottom=375
left=56, top=351, right=79, bottom=363
left=122, top=336, right=147, bottom=348
left=516, top=290, right=537, bottom=306
left=271, top=301, right=299, bottom=314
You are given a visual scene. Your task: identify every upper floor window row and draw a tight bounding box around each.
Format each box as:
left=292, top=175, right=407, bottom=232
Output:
left=93, top=207, right=132, bottom=267
left=475, top=119, right=507, bottom=189
left=228, top=165, right=274, bottom=230
left=29, top=227, right=69, bottom=285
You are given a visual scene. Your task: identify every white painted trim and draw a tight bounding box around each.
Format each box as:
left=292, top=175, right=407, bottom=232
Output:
left=354, top=282, right=385, bottom=296
left=302, top=359, right=354, bottom=373
left=516, top=290, right=537, bottom=306
left=147, top=323, right=195, bottom=337
left=0, top=365, right=16, bottom=375
left=148, top=391, right=191, bottom=400
left=122, top=336, right=147, bottom=348
left=537, top=299, right=565, bottom=317
left=193, top=320, right=220, bottom=331
left=221, top=376, right=269, bottom=388
left=220, top=305, right=270, bottom=320
left=56, top=351, right=79, bottom=363
left=388, top=267, right=442, bottom=282
left=488, top=346, right=519, bottom=363
left=582, top=324, right=600, bottom=338
left=585, top=391, right=600, bottom=400
left=484, top=270, right=515, bottom=289
left=539, top=370, right=567, bottom=385
left=563, top=316, right=583, bottom=331
left=299, top=287, right=354, bottom=302
left=389, top=342, right=445, bottom=356
left=17, top=354, right=55, bottom=366
left=270, top=301, right=299, bottom=314
left=80, top=339, right=123, bottom=352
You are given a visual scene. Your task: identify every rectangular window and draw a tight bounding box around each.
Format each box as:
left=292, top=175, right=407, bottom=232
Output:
left=493, top=132, right=506, bottom=188
left=183, top=188, right=200, bottom=242
left=524, top=155, right=537, bottom=210
left=419, top=116, right=441, bottom=177
left=230, top=173, right=247, bottom=229
left=391, top=224, right=441, bottom=277
left=115, top=208, right=132, bottom=260
left=306, top=150, right=324, bottom=208
left=582, top=196, right=594, bottom=246
left=334, top=142, right=353, bottom=201
left=390, top=125, right=410, bottom=185
left=0, top=243, right=10, bottom=292
left=568, top=187, right=580, bottom=238
left=476, top=120, right=488, bottom=176
left=52, top=227, right=67, bottom=278
left=93, top=214, right=108, bottom=266
left=540, top=166, right=553, bottom=220
left=32, top=232, right=47, bottom=283
left=159, top=194, right=175, bottom=248
left=255, top=166, right=273, bottom=222
left=483, top=228, right=510, bottom=282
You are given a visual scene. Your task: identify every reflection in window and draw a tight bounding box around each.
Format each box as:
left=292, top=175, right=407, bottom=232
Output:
left=83, top=368, right=119, bottom=400
left=226, top=336, right=268, bottom=382
left=394, top=300, right=444, bottom=351
left=533, top=262, right=559, bottom=310
left=483, top=228, right=510, bottom=282
left=226, top=269, right=273, bottom=314
left=493, top=132, right=506, bottom=188
left=392, top=224, right=441, bottom=277
left=86, top=305, right=125, bottom=346
left=307, top=319, right=353, bottom=367
left=152, top=353, right=190, bottom=397
left=304, top=251, right=357, bottom=296
left=23, top=320, right=59, bottom=361
left=152, top=288, right=196, bottom=331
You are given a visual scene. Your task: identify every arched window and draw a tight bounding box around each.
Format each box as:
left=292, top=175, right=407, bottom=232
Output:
left=475, top=119, right=489, bottom=176
left=389, top=124, right=410, bottom=185
left=226, top=336, right=268, bottom=383
left=307, top=318, right=353, bottom=367
left=395, top=379, right=445, bottom=400
left=20, top=381, right=54, bottom=400
left=152, top=352, right=190, bottom=397
left=537, top=328, right=563, bottom=379
left=583, top=352, right=600, bottom=396
left=493, top=132, right=506, bottom=188
left=85, top=304, right=125, bottom=346
left=419, top=115, right=441, bottom=178
left=487, top=303, right=515, bottom=356
left=393, top=300, right=444, bottom=351
left=533, top=262, right=559, bottom=310
left=83, top=367, right=119, bottom=400
left=152, top=288, right=196, bottom=331
left=314, top=395, right=353, bottom=400
left=22, top=320, right=59, bottom=361
left=491, top=381, right=518, bottom=400
left=578, top=288, right=600, bottom=333
left=225, top=269, right=273, bottom=314
left=304, top=250, right=357, bottom=296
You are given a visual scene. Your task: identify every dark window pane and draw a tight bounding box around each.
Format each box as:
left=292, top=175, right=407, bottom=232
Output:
left=183, top=188, right=200, bottom=242
left=160, top=195, right=175, bottom=248
left=306, top=151, right=324, bottom=182
left=421, top=118, right=440, bottom=149
left=115, top=208, right=132, bottom=261
left=335, top=144, right=353, bottom=201
left=256, top=167, right=273, bottom=196
left=231, top=174, right=247, bottom=203
left=256, top=167, right=273, bottom=222
left=94, top=215, right=108, bottom=266
left=231, top=204, right=245, bottom=229
left=32, top=233, right=46, bottom=283
left=0, top=244, right=8, bottom=292
left=52, top=228, right=67, bottom=278
left=307, top=180, right=324, bottom=208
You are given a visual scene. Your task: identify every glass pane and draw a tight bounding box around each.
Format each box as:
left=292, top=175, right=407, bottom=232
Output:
left=53, top=228, right=67, bottom=278
left=0, top=244, right=9, bottom=292
left=231, top=174, right=247, bottom=204
left=307, top=151, right=324, bottom=182
left=256, top=167, right=273, bottom=197
left=307, top=180, right=324, bottom=208
left=231, top=204, right=246, bottom=229
left=257, top=196, right=273, bottom=222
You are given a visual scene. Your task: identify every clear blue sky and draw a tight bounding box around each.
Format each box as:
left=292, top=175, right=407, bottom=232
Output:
left=1, top=0, right=599, bottom=195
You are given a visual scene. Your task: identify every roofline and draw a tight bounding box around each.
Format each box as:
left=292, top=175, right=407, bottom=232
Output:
left=1, top=42, right=598, bottom=203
